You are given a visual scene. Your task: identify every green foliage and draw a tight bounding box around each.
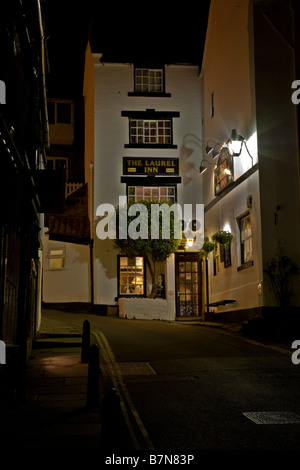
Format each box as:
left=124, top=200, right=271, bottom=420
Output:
left=212, top=230, right=234, bottom=247
left=113, top=200, right=182, bottom=297
left=113, top=199, right=182, bottom=261
left=199, top=240, right=216, bottom=260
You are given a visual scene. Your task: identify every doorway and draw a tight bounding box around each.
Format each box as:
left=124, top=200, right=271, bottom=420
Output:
left=175, top=253, right=202, bottom=317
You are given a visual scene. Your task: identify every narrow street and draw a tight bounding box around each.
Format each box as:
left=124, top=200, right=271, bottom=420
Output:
left=41, top=310, right=300, bottom=453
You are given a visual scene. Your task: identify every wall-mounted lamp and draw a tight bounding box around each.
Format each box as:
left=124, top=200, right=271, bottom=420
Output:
left=206, top=140, right=222, bottom=159
left=199, top=159, right=215, bottom=174
left=186, top=238, right=194, bottom=248
left=227, top=129, right=253, bottom=165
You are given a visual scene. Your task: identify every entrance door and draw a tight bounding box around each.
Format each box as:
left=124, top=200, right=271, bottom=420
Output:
left=175, top=254, right=202, bottom=317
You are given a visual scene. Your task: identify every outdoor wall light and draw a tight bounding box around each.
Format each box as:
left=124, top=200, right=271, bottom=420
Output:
left=206, top=140, right=222, bottom=159
left=186, top=238, right=194, bottom=248
left=199, top=159, right=215, bottom=174
left=227, top=129, right=253, bottom=165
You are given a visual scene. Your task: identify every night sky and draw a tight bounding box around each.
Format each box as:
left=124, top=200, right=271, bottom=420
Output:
left=43, top=0, right=211, bottom=98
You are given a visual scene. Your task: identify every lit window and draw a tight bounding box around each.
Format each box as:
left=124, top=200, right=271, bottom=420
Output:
left=119, top=257, right=144, bottom=296
left=128, top=186, right=176, bottom=204
left=47, top=246, right=66, bottom=270
left=240, top=214, right=252, bottom=264
left=135, top=68, right=163, bottom=93
left=129, top=119, right=171, bottom=144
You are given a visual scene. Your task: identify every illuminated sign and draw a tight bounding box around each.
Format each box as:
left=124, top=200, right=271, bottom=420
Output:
left=214, top=148, right=233, bottom=195
left=123, top=157, right=179, bottom=175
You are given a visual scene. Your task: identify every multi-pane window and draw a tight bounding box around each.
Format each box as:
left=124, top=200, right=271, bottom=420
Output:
left=135, top=68, right=163, bottom=93
left=119, top=256, right=144, bottom=295
left=47, top=246, right=65, bottom=270
left=128, top=186, right=176, bottom=204
left=129, top=119, right=171, bottom=144
left=240, top=214, right=252, bottom=264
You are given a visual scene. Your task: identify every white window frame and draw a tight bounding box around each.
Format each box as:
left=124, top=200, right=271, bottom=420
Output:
left=128, top=186, right=176, bottom=204
left=240, top=213, right=253, bottom=265
left=135, top=68, right=164, bottom=93
left=129, top=119, right=171, bottom=144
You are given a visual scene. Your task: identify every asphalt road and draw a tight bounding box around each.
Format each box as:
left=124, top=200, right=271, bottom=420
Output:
left=42, top=311, right=300, bottom=454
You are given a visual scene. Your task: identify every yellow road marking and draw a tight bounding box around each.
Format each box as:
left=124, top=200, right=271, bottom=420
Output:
left=93, top=330, right=155, bottom=450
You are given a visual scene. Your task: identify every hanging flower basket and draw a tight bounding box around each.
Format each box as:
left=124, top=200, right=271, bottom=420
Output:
left=212, top=230, right=234, bottom=247
left=199, top=240, right=216, bottom=260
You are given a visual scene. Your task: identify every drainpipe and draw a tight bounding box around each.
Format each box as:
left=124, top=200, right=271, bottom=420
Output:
left=89, top=163, right=94, bottom=306
left=36, top=0, right=49, bottom=151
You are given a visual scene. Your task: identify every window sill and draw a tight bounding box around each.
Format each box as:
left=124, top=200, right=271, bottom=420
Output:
left=118, top=294, right=146, bottom=298
left=128, top=92, right=171, bottom=98
left=125, top=143, right=177, bottom=149
left=237, top=260, right=254, bottom=271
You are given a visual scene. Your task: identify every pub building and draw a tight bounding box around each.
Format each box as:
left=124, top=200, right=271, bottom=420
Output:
left=83, top=44, right=205, bottom=321
left=43, top=0, right=300, bottom=325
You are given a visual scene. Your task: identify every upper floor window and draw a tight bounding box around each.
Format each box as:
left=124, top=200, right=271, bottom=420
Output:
left=48, top=100, right=73, bottom=125
left=128, top=66, right=171, bottom=97
left=128, top=186, right=176, bottom=204
left=135, top=68, right=163, bottom=93
left=129, top=119, right=171, bottom=145
left=122, top=109, right=179, bottom=148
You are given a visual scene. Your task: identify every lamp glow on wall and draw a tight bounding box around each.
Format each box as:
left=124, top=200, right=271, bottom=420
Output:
left=227, top=129, right=253, bottom=165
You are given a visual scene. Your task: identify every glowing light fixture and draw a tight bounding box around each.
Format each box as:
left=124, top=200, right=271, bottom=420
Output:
left=186, top=238, right=194, bottom=248
left=227, top=129, right=253, bottom=165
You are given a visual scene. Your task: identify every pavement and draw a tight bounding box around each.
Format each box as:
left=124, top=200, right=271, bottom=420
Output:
left=0, top=311, right=134, bottom=453
left=0, top=310, right=292, bottom=454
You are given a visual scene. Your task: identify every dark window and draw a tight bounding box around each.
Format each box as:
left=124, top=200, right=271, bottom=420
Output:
left=48, top=101, right=55, bottom=124
left=57, top=102, right=71, bottom=124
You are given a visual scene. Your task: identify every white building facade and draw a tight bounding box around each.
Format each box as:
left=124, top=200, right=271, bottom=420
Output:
left=200, top=0, right=300, bottom=322
left=83, top=43, right=205, bottom=319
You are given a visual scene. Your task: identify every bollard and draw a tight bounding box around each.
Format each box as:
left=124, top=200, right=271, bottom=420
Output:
left=81, top=319, right=90, bottom=363
left=101, top=388, right=121, bottom=449
left=86, top=343, right=100, bottom=408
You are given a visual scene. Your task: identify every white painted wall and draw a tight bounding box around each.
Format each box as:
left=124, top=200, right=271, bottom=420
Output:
left=42, top=233, right=91, bottom=303
left=201, top=0, right=263, bottom=315
left=90, top=58, right=203, bottom=308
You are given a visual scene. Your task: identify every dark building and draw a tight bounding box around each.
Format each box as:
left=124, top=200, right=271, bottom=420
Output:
left=0, top=0, right=49, bottom=407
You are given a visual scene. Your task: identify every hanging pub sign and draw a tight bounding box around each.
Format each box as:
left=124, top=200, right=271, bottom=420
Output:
left=123, top=157, right=179, bottom=175
left=214, top=148, right=233, bottom=195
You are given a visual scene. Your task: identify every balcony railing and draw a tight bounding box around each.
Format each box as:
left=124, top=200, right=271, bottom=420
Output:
left=65, top=182, right=83, bottom=198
